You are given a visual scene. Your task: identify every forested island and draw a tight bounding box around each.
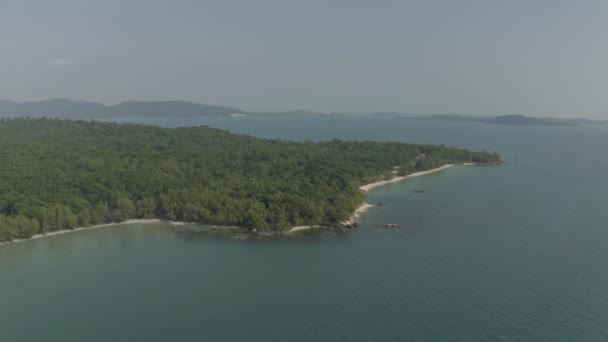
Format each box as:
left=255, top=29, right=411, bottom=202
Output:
left=0, top=118, right=500, bottom=242
left=405, top=114, right=608, bottom=127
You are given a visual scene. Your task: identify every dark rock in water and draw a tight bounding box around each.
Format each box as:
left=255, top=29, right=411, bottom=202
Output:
left=377, top=203, right=384, bottom=207
left=413, top=190, right=425, bottom=193
left=382, top=223, right=400, bottom=228
left=343, top=223, right=356, bottom=229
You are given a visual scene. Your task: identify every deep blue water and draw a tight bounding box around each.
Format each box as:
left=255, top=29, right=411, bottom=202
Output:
left=1, top=117, right=607, bottom=341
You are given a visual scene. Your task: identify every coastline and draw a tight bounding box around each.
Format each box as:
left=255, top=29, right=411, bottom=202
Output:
left=0, top=219, right=188, bottom=247
left=341, top=164, right=459, bottom=227
left=285, top=225, right=321, bottom=234
left=2, top=163, right=485, bottom=243
left=359, top=164, right=455, bottom=192
left=288, top=163, right=471, bottom=233
left=286, top=201, right=375, bottom=234
left=342, top=203, right=375, bottom=227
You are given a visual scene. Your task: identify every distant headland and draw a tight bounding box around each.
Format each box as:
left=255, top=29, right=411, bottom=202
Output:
left=1, top=99, right=606, bottom=126
left=401, top=113, right=608, bottom=127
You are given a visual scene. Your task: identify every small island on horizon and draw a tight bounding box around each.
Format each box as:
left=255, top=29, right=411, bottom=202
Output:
left=0, top=118, right=501, bottom=243
left=402, top=113, right=608, bottom=127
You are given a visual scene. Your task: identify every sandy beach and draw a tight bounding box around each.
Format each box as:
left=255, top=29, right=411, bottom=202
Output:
left=0, top=219, right=188, bottom=246
left=286, top=225, right=321, bottom=233
left=359, top=164, right=455, bottom=192
left=342, top=163, right=482, bottom=226
left=287, top=163, right=475, bottom=232
left=287, top=203, right=375, bottom=233
left=341, top=203, right=374, bottom=226
left=1, top=164, right=479, bottom=242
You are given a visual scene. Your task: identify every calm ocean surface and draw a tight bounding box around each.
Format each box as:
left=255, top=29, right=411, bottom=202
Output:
left=1, top=117, right=608, bottom=341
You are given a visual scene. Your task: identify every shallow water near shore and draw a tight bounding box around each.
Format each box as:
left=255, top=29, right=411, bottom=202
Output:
left=2, top=118, right=608, bottom=341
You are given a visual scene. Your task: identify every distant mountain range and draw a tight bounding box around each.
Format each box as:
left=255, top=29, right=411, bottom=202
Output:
left=0, top=99, right=335, bottom=119
left=405, top=114, right=608, bottom=127
left=1, top=99, right=606, bottom=126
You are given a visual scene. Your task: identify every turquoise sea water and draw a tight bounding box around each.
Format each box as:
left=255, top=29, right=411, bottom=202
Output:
left=1, top=117, right=608, bottom=341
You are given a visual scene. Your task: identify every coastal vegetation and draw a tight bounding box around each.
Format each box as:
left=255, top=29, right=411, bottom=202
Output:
left=0, top=118, right=500, bottom=242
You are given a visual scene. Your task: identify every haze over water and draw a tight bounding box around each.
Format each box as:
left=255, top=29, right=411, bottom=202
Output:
left=1, top=117, right=608, bottom=341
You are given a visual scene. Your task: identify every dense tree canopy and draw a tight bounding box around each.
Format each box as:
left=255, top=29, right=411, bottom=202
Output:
left=0, top=118, right=500, bottom=241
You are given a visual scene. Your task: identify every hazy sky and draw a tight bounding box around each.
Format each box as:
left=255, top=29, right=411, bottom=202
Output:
left=1, top=0, right=607, bottom=117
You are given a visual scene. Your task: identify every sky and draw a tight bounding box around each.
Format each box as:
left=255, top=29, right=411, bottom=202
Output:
left=1, top=0, right=607, bottom=117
